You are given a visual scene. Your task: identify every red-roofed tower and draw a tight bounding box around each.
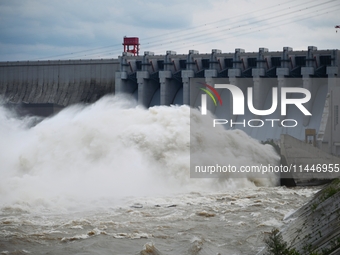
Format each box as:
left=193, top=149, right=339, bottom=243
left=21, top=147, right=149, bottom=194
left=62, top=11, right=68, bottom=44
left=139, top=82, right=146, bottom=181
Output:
left=123, top=36, right=140, bottom=56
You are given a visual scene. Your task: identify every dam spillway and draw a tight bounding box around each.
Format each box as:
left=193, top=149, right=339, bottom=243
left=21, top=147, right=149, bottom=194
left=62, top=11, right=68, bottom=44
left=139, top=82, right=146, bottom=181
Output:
left=0, top=46, right=339, bottom=156
left=0, top=59, right=118, bottom=107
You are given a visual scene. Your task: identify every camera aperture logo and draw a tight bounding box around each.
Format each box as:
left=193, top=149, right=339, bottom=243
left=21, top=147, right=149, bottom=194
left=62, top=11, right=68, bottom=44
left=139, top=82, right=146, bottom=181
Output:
left=199, top=83, right=312, bottom=128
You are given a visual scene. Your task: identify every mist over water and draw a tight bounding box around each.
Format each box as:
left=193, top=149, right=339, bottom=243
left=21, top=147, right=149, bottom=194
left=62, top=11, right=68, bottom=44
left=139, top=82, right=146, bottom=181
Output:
left=0, top=95, right=280, bottom=212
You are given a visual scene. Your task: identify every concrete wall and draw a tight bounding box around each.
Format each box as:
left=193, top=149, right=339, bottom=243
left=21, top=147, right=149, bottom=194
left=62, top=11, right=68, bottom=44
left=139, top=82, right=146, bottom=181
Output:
left=258, top=179, right=340, bottom=254
left=0, top=59, right=120, bottom=107
left=280, top=134, right=340, bottom=184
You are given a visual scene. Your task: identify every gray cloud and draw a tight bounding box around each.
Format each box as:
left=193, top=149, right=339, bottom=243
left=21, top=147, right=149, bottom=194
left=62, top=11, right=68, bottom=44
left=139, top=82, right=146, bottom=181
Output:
left=0, top=0, right=339, bottom=61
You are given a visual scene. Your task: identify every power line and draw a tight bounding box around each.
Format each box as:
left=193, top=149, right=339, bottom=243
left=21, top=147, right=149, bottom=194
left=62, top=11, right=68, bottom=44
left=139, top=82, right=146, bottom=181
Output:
left=32, top=0, right=338, bottom=60
left=141, top=0, right=323, bottom=48
left=132, top=0, right=337, bottom=52
left=140, top=0, right=301, bottom=43
left=182, top=5, right=340, bottom=51
left=36, top=0, right=299, bottom=60
left=2, top=4, right=338, bottom=76
left=146, top=1, right=340, bottom=53
left=75, top=0, right=338, bottom=59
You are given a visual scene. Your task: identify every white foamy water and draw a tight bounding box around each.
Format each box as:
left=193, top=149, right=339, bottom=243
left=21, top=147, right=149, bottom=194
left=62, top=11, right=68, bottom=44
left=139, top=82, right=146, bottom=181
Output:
left=0, top=95, right=317, bottom=254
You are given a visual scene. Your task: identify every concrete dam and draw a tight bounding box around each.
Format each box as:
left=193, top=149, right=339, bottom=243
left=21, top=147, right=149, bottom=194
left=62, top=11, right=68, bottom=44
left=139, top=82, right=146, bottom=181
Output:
left=0, top=59, right=118, bottom=110
left=0, top=46, right=339, bottom=156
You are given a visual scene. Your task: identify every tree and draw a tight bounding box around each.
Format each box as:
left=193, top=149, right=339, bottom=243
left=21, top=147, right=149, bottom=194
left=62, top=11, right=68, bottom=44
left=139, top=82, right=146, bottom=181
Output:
left=264, top=229, right=299, bottom=255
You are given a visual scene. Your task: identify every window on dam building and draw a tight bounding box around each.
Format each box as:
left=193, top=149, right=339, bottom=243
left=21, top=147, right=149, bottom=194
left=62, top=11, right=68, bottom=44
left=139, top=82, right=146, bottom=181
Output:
left=224, top=58, right=233, bottom=68
left=179, top=60, right=186, bottom=69
left=136, top=61, right=142, bottom=71
left=201, top=59, right=210, bottom=69
left=320, top=55, right=332, bottom=66
left=247, top=58, right=257, bottom=68
left=271, top=57, right=281, bottom=67
left=157, top=60, right=164, bottom=70
left=295, top=56, right=306, bottom=67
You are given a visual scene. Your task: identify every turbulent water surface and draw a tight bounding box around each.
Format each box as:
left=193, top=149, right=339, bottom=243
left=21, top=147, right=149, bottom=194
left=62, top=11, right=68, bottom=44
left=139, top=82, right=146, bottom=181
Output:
left=0, top=95, right=318, bottom=254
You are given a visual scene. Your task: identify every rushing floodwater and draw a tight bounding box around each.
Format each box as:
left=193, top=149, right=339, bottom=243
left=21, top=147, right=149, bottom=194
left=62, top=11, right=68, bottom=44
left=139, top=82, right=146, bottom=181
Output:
left=0, top=95, right=318, bottom=254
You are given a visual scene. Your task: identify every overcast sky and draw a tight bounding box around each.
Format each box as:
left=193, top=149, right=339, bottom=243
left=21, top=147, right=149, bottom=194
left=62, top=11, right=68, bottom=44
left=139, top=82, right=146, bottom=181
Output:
left=0, top=0, right=339, bottom=61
